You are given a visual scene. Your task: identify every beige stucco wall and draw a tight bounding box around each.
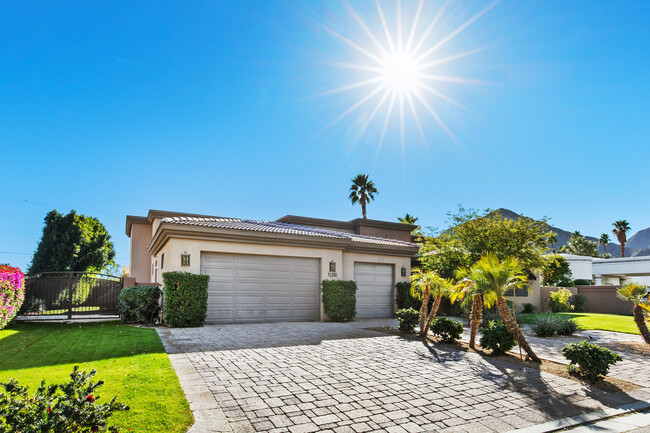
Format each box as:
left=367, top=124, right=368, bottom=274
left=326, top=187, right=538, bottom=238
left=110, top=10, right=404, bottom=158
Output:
left=505, top=276, right=541, bottom=313
left=129, top=223, right=152, bottom=283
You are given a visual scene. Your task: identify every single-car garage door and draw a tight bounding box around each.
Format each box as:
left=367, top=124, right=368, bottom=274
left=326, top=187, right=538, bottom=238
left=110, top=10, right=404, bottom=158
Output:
left=200, top=253, right=320, bottom=323
left=354, top=263, right=394, bottom=318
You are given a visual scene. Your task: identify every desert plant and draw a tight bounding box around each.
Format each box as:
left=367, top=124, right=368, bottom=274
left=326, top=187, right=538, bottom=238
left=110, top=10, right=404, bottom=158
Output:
left=162, top=272, right=209, bottom=327
left=561, top=340, right=622, bottom=381
left=321, top=280, right=357, bottom=322
left=616, top=282, right=650, bottom=344
left=612, top=220, right=631, bottom=258
left=395, top=308, right=420, bottom=333
left=521, top=303, right=536, bottom=314
left=531, top=314, right=561, bottom=337
left=480, top=320, right=517, bottom=355
left=570, top=294, right=588, bottom=313
left=0, top=265, right=25, bottom=329
left=548, top=288, right=574, bottom=313
left=348, top=174, right=377, bottom=219
left=117, top=285, right=161, bottom=323
left=556, top=317, right=581, bottom=336
left=411, top=269, right=450, bottom=337
left=0, top=366, right=129, bottom=432
left=429, top=317, right=463, bottom=343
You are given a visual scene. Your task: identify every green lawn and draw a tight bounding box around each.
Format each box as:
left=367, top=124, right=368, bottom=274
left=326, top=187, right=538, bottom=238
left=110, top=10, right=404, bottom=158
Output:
left=0, top=321, right=193, bottom=432
left=519, top=312, right=639, bottom=334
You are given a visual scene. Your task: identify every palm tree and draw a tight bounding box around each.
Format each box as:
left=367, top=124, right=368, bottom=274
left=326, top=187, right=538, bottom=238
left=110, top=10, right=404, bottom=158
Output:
left=349, top=174, right=378, bottom=219
left=425, top=276, right=453, bottom=332
left=548, top=232, right=558, bottom=253
left=612, top=220, right=631, bottom=257
left=398, top=213, right=418, bottom=225
left=451, top=277, right=497, bottom=349
left=617, top=283, right=650, bottom=344
left=410, top=269, right=450, bottom=337
left=465, top=253, right=541, bottom=362
left=599, top=233, right=610, bottom=255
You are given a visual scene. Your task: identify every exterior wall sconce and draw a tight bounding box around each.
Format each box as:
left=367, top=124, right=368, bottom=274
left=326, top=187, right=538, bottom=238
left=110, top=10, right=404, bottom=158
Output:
left=181, top=252, right=191, bottom=267
left=329, top=261, right=336, bottom=272
left=401, top=266, right=407, bottom=277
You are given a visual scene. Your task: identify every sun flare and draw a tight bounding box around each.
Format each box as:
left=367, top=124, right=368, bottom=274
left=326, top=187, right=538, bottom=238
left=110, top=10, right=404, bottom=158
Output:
left=379, top=51, right=422, bottom=96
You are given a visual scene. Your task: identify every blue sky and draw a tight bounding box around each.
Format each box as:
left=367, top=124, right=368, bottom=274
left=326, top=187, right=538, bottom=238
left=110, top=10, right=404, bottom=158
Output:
left=1, top=0, right=649, bottom=271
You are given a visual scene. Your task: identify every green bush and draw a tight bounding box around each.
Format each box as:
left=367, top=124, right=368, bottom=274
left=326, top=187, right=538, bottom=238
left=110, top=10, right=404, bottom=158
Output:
left=531, top=314, right=580, bottom=337
left=162, top=272, right=209, bottom=328
left=570, top=294, right=588, bottom=313
left=556, top=317, right=581, bottom=336
left=480, top=320, right=517, bottom=355
left=520, top=303, right=536, bottom=314
left=481, top=307, right=501, bottom=327
left=542, top=255, right=574, bottom=287
left=429, top=317, right=463, bottom=343
left=322, top=280, right=357, bottom=322
left=117, top=286, right=161, bottom=324
left=0, top=366, right=129, bottom=432
left=395, top=282, right=419, bottom=310
left=395, top=308, right=420, bottom=333
left=548, top=288, right=574, bottom=313
left=573, top=279, right=592, bottom=286
left=561, top=340, right=622, bottom=381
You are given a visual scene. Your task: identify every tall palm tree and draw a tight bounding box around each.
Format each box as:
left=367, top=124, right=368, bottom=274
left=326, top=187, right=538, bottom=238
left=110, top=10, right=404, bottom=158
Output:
left=465, top=253, right=541, bottom=362
left=398, top=214, right=418, bottom=225
left=599, top=233, right=610, bottom=255
left=349, top=174, right=378, bottom=219
left=612, top=220, right=631, bottom=257
left=617, top=283, right=650, bottom=344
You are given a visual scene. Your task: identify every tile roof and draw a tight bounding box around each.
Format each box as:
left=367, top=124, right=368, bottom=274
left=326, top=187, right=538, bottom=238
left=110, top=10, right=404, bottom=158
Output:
left=161, top=216, right=417, bottom=248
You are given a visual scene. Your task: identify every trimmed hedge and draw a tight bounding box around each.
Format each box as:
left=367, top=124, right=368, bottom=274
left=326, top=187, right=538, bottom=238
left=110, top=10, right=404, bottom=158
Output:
left=117, top=285, right=161, bottom=323
left=322, top=280, right=357, bottom=322
left=162, top=272, right=209, bottom=328
left=395, top=282, right=419, bottom=310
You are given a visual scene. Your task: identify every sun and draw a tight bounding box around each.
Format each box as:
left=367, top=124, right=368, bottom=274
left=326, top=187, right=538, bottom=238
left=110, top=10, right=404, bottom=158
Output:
left=318, top=0, right=497, bottom=149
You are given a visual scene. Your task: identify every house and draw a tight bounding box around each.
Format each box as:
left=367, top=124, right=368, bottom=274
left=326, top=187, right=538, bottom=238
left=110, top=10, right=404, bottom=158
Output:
left=125, top=210, right=419, bottom=323
left=561, top=253, right=650, bottom=285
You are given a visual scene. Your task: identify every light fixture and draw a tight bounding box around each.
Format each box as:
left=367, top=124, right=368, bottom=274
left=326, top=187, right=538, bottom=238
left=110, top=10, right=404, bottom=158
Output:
left=329, top=261, right=336, bottom=273
left=401, top=266, right=407, bottom=277
left=181, top=252, right=191, bottom=267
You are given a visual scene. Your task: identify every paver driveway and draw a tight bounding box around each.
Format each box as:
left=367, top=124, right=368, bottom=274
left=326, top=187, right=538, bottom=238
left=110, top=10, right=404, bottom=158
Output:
left=158, top=320, right=641, bottom=433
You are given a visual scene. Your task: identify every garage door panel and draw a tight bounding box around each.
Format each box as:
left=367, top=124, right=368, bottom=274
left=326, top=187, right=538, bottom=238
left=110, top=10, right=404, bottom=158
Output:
left=201, top=253, right=320, bottom=323
left=354, top=263, right=394, bottom=318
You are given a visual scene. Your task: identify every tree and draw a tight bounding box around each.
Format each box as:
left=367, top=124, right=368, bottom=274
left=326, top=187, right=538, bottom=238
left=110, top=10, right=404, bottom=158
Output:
left=548, top=232, right=558, bottom=253
left=559, top=232, right=599, bottom=257
left=29, top=210, right=116, bottom=274
left=349, top=174, right=377, bottom=219
left=612, top=220, right=631, bottom=258
left=398, top=213, right=422, bottom=237
left=541, top=255, right=574, bottom=286
left=449, top=277, right=496, bottom=349
left=617, top=283, right=650, bottom=344
left=410, top=269, right=452, bottom=337
left=599, top=233, right=610, bottom=256
left=465, top=253, right=541, bottom=362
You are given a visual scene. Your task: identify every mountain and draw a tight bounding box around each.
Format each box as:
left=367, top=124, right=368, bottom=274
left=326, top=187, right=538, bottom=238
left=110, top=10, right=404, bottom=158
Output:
left=492, top=208, right=646, bottom=257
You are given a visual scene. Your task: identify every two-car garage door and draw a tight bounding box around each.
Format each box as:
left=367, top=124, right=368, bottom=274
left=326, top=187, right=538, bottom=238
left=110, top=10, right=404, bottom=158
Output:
left=201, top=253, right=320, bottom=323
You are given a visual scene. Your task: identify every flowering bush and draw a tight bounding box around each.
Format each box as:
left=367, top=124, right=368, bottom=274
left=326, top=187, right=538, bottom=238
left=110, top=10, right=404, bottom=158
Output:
left=0, top=265, right=25, bottom=329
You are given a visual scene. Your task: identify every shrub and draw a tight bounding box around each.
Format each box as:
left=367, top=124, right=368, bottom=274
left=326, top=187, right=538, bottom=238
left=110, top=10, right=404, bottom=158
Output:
left=322, top=280, right=357, bottom=322
left=561, top=340, right=622, bottom=381
left=395, top=282, right=419, bottom=310
left=556, top=317, right=581, bottom=336
left=481, top=307, right=501, bottom=327
left=395, top=308, right=420, bottom=333
left=531, top=314, right=580, bottom=337
left=0, top=366, right=129, bottom=432
left=570, top=294, right=588, bottom=313
left=117, top=286, right=161, bottom=323
left=548, top=288, right=574, bottom=313
left=573, top=279, right=592, bottom=286
left=521, top=303, right=536, bottom=314
left=480, top=320, right=517, bottom=355
left=0, top=265, right=25, bottom=329
left=162, top=272, right=209, bottom=328
left=542, top=255, right=574, bottom=287
left=429, top=317, right=463, bottom=343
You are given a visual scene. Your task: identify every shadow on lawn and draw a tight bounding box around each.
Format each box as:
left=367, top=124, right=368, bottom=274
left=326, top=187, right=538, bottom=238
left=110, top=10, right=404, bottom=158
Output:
left=0, top=321, right=165, bottom=372
left=419, top=340, right=639, bottom=421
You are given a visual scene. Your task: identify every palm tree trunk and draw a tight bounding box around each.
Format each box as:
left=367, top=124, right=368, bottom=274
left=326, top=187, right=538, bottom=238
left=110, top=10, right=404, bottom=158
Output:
left=495, top=297, right=541, bottom=362
left=633, top=304, right=650, bottom=344
left=603, top=243, right=607, bottom=255
left=418, top=289, right=430, bottom=337
left=425, top=295, right=443, bottom=335
left=621, top=242, right=625, bottom=258
left=469, top=293, right=483, bottom=349
left=361, top=199, right=367, bottom=218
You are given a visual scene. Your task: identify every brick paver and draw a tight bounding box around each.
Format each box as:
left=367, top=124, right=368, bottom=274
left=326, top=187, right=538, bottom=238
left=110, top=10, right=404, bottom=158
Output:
left=158, top=320, right=642, bottom=432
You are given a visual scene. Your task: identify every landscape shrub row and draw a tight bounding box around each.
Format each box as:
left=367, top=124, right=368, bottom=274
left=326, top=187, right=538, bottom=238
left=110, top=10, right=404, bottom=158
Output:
left=162, top=272, right=209, bottom=328
left=117, top=286, right=161, bottom=323
left=0, top=265, right=25, bottom=329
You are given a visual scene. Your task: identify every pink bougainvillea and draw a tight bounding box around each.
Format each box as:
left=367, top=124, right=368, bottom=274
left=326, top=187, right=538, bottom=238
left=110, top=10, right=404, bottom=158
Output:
left=0, top=265, right=25, bottom=329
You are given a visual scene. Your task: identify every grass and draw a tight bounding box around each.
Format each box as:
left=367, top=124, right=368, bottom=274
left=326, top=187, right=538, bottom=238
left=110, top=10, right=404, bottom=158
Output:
left=519, top=312, right=639, bottom=334
left=0, top=321, right=193, bottom=432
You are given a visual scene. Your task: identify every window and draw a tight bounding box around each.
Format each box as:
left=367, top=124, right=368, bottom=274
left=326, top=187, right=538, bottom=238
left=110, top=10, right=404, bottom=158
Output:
left=161, top=253, right=165, bottom=270
left=505, top=284, right=529, bottom=297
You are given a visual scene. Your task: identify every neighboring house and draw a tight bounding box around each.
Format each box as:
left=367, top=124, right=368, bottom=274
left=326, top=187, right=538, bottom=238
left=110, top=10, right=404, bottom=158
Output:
left=561, top=253, right=650, bottom=285
left=125, top=210, right=418, bottom=323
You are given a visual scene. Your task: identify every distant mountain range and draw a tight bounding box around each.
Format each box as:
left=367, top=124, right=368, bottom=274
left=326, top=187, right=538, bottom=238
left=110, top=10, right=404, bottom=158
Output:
left=494, top=208, right=650, bottom=257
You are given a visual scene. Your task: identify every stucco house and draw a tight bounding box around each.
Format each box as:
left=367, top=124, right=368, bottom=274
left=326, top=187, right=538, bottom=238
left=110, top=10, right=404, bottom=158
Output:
left=125, top=210, right=418, bottom=323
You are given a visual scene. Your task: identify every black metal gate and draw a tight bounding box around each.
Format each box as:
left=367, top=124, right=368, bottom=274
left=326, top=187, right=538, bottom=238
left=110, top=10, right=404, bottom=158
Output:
left=19, top=272, right=123, bottom=319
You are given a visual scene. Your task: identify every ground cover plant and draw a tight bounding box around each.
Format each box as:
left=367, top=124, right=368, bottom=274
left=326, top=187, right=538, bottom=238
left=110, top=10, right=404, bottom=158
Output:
left=519, top=312, right=638, bottom=334
left=0, top=321, right=192, bottom=432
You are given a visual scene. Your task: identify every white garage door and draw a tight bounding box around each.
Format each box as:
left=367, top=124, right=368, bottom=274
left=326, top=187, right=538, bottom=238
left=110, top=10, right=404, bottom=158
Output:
left=354, top=263, right=394, bottom=318
left=200, top=253, right=320, bottom=323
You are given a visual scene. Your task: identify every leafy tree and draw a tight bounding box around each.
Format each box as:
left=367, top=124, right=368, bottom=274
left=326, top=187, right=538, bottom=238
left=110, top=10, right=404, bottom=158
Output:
left=348, top=174, right=377, bottom=219
left=617, top=283, right=650, bottom=344
left=612, top=220, right=631, bottom=257
left=559, top=232, right=599, bottom=257
left=418, top=236, right=470, bottom=279
left=542, top=255, right=574, bottom=286
left=548, top=232, right=558, bottom=253
left=29, top=210, right=116, bottom=274
left=398, top=213, right=422, bottom=236
left=599, top=233, right=610, bottom=256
